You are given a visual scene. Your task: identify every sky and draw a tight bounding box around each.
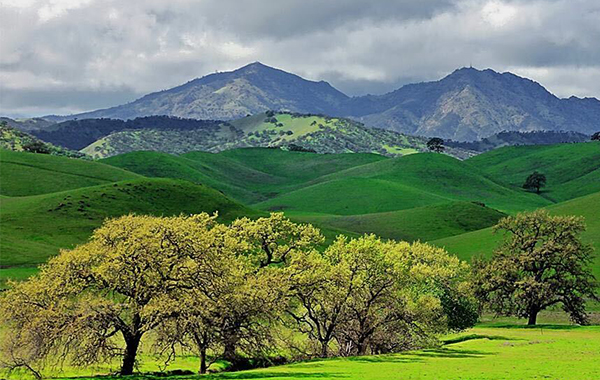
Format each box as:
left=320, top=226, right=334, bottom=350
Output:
left=1, top=0, right=599, bottom=117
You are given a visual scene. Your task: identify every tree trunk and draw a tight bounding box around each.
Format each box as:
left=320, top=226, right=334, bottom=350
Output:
left=223, top=337, right=237, bottom=363
left=528, top=309, right=539, bottom=326
left=199, top=345, right=207, bottom=374
left=120, top=333, right=142, bottom=376
left=320, top=341, right=328, bottom=358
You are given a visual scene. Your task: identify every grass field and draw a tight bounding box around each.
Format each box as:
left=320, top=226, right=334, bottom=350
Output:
left=289, top=201, right=506, bottom=242
left=6, top=323, right=598, bottom=380
left=466, top=141, right=600, bottom=202
left=0, top=149, right=140, bottom=196
left=257, top=152, right=552, bottom=214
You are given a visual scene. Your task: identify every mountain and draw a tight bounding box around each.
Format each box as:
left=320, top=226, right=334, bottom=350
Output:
left=346, top=67, right=600, bottom=141
left=50, top=62, right=348, bottom=121
left=43, top=63, right=600, bottom=142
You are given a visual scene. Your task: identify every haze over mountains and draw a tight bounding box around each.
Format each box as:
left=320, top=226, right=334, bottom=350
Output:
left=46, top=62, right=600, bottom=141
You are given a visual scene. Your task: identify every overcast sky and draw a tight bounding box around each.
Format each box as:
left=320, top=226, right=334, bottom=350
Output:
left=1, top=0, right=599, bottom=117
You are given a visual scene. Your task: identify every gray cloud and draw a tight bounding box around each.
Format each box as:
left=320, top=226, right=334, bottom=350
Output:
left=1, top=0, right=599, bottom=117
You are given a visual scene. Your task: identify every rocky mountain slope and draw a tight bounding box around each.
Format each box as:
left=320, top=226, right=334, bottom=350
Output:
left=43, top=64, right=600, bottom=142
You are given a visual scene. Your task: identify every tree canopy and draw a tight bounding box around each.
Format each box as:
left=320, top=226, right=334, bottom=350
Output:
left=427, top=137, right=444, bottom=153
left=522, top=171, right=546, bottom=194
left=1, top=213, right=477, bottom=378
left=473, top=210, right=598, bottom=325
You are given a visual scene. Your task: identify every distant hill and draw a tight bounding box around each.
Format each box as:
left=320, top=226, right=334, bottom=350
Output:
left=37, top=112, right=473, bottom=159
left=0, top=122, right=85, bottom=158
left=0, top=116, right=55, bottom=132
left=446, top=130, right=591, bottom=152
left=32, top=116, right=227, bottom=151
left=102, top=149, right=388, bottom=204
left=44, top=63, right=600, bottom=141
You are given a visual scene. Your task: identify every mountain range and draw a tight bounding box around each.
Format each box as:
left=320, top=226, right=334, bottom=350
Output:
left=45, top=62, right=600, bottom=141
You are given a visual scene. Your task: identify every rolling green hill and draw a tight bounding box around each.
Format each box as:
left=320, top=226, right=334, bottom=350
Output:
left=466, top=142, right=600, bottom=202
left=257, top=153, right=552, bottom=214
left=290, top=201, right=506, bottom=242
left=0, top=178, right=256, bottom=284
left=102, top=148, right=387, bottom=203
left=0, top=149, right=141, bottom=196
left=432, top=191, right=600, bottom=280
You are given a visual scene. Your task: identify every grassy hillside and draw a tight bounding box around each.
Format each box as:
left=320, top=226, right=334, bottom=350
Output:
left=291, top=201, right=506, bottom=242
left=81, top=112, right=473, bottom=159
left=102, top=148, right=387, bottom=203
left=258, top=153, right=551, bottom=215
left=0, top=178, right=256, bottom=285
left=433, top=191, right=600, bottom=280
left=466, top=142, right=600, bottom=202
left=0, top=149, right=141, bottom=196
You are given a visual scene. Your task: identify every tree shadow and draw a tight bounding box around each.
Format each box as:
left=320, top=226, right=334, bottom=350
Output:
left=483, top=323, right=583, bottom=330
left=409, top=347, right=492, bottom=359
left=207, top=372, right=345, bottom=379
left=443, top=333, right=521, bottom=345
left=346, top=347, right=493, bottom=363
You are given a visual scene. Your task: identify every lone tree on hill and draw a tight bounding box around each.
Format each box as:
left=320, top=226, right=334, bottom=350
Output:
left=592, top=132, right=600, bottom=141
left=473, top=210, right=598, bottom=326
left=522, top=171, right=546, bottom=194
left=427, top=137, right=444, bottom=153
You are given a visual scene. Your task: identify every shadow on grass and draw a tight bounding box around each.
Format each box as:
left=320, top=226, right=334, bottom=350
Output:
left=207, top=372, right=344, bottom=379
left=443, top=333, right=520, bottom=345
left=346, top=347, right=493, bottom=363
left=483, top=323, right=583, bottom=330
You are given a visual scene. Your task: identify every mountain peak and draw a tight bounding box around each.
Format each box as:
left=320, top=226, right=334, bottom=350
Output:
left=235, top=61, right=277, bottom=73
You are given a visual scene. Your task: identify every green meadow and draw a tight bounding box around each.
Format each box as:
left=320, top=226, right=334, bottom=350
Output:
left=1, top=142, right=600, bottom=380
left=10, top=323, right=600, bottom=380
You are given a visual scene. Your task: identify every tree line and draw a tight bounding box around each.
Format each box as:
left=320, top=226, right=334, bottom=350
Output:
left=0, top=211, right=597, bottom=378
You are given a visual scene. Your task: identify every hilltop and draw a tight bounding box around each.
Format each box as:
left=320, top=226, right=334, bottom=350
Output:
left=38, top=112, right=472, bottom=159
left=0, top=122, right=85, bottom=158
left=41, top=63, right=600, bottom=141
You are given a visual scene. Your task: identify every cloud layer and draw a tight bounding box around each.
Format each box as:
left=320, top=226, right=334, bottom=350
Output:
left=1, top=0, right=599, bottom=116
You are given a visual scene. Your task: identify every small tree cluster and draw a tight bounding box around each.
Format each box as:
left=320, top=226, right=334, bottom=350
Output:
left=427, top=137, right=444, bottom=153
left=0, top=214, right=476, bottom=378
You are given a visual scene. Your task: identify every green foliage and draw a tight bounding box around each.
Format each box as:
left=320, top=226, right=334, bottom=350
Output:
left=427, top=137, right=444, bottom=153
left=473, top=210, right=598, bottom=325
left=0, top=214, right=471, bottom=378
left=522, top=171, right=546, bottom=194
left=433, top=191, right=600, bottom=283
left=0, top=122, right=84, bottom=158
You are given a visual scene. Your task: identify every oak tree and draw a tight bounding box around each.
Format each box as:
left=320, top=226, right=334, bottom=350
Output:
left=473, top=210, right=598, bottom=325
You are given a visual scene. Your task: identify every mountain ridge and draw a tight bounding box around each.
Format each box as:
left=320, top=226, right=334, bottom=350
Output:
left=41, top=63, right=600, bottom=141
